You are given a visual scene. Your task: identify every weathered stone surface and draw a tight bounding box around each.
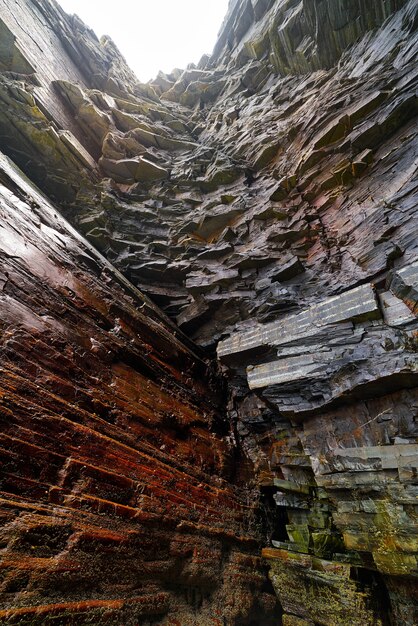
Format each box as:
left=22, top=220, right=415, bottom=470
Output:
left=264, top=548, right=386, bottom=626
left=0, top=154, right=278, bottom=624
left=0, top=0, right=417, bottom=623
left=218, top=283, right=380, bottom=359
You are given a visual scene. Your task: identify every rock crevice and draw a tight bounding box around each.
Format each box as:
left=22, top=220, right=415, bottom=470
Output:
left=0, top=0, right=417, bottom=624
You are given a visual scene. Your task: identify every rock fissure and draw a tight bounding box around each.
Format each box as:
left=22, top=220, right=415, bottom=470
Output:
left=0, top=0, right=417, bottom=624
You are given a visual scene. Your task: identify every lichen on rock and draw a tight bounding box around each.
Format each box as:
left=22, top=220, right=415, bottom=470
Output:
left=0, top=0, right=417, bottom=624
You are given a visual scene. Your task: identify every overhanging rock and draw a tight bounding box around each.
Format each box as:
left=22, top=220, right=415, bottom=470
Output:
left=0, top=0, right=417, bottom=623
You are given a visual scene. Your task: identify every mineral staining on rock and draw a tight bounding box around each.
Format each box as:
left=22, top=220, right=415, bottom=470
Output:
left=0, top=156, right=276, bottom=624
left=219, top=279, right=418, bottom=414
left=0, top=0, right=417, bottom=624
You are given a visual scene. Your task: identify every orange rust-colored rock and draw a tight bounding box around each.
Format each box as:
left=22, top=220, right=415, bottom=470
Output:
left=0, top=0, right=417, bottom=623
left=0, top=156, right=277, bottom=624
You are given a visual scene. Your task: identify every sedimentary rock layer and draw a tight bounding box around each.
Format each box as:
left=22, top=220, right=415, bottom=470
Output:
left=0, top=0, right=417, bottom=624
left=0, top=154, right=278, bottom=624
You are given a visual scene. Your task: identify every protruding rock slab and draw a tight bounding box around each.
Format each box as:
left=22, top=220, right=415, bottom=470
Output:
left=217, top=284, right=379, bottom=360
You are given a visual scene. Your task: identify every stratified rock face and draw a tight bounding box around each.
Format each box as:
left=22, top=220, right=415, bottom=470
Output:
left=0, top=155, right=278, bottom=623
left=0, top=0, right=417, bottom=624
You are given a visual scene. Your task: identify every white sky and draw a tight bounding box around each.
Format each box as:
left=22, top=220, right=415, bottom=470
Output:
left=57, top=0, right=230, bottom=83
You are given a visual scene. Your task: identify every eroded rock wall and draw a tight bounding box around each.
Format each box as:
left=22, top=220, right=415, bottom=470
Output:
left=0, top=159, right=276, bottom=623
left=0, top=0, right=417, bottom=624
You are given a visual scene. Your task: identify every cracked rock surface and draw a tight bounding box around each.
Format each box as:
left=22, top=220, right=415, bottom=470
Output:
left=0, top=0, right=417, bottom=624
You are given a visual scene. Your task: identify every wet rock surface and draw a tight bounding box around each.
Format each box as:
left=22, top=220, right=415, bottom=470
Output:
left=0, top=0, right=417, bottom=624
left=0, top=154, right=278, bottom=624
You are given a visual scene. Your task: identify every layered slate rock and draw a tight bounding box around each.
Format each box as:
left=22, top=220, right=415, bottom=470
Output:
left=218, top=280, right=418, bottom=414
left=0, top=154, right=278, bottom=624
left=1, top=0, right=417, bottom=345
left=0, top=0, right=417, bottom=624
left=219, top=276, right=418, bottom=624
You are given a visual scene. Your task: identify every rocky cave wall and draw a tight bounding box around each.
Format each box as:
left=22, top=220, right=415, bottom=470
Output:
left=0, top=139, right=275, bottom=624
left=0, top=0, right=417, bottom=624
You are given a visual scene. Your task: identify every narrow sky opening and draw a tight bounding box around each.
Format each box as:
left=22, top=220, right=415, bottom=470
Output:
left=57, top=0, right=230, bottom=83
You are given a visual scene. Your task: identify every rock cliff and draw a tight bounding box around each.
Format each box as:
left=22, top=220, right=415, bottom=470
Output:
left=0, top=0, right=417, bottom=624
